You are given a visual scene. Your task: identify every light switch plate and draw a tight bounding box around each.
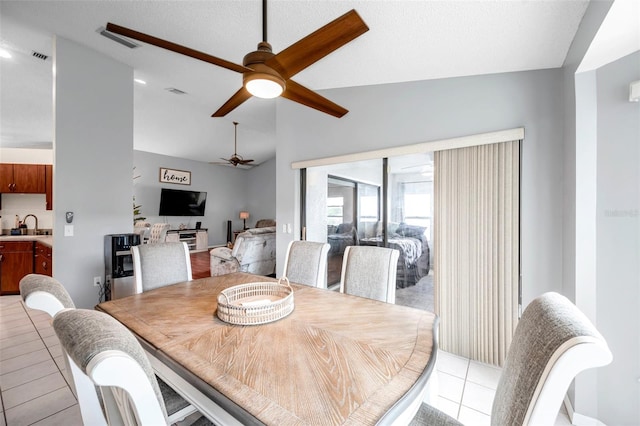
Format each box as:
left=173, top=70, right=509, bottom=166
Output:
left=64, top=225, right=74, bottom=237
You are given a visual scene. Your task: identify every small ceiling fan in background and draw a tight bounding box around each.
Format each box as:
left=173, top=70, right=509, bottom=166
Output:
left=105, top=0, right=369, bottom=118
left=210, top=122, right=254, bottom=167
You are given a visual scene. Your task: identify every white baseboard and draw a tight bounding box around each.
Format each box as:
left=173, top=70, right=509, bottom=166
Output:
left=564, top=395, right=607, bottom=426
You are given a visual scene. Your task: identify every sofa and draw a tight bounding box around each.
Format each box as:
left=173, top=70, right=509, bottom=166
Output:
left=210, top=226, right=276, bottom=276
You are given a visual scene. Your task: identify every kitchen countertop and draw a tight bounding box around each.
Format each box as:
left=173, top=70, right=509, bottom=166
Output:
left=0, top=235, right=53, bottom=246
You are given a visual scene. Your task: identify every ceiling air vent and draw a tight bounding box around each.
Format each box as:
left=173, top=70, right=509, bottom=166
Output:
left=31, top=51, right=49, bottom=61
left=98, top=27, right=139, bottom=49
left=165, top=88, right=187, bottom=95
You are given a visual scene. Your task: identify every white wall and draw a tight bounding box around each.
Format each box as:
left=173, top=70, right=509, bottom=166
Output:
left=276, top=69, right=565, bottom=306
left=245, top=156, right=277, bottom=228
left=53, top=36, right=133, bottom=309
left=133, top=150, right=250, bottom=246
left=560, top=0, right=613, bottom=417
left=594, top=51, right=640, bottom=425
left=574, top=70, right=600, bottom=419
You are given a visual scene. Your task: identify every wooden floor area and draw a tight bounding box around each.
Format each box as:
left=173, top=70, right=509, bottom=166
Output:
left=190, top=250, right=211, bottom=279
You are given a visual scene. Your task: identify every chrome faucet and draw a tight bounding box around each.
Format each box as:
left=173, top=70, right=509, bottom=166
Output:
left=22, top=214, right=38, bottom=235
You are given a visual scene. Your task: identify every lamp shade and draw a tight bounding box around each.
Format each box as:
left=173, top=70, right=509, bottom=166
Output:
left=239, top=211, right=250, bottom=220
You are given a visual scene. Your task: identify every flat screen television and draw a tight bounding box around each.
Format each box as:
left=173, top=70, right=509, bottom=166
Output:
left=158, top=188, right=207, bottom=216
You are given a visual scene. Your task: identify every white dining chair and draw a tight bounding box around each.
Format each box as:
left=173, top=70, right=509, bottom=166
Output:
left=19, top=273, right=202, bottom=426
left=409, top=292, right=613, bottom=426
left=19, top=274, right=105, bottom=426
left=339, top=245, right=400, bottom=303
left=53, top=308, right=200, bottom=426
left=282, top=240, right=330, bottom=287
left=131, top=241, right=192, bottom=293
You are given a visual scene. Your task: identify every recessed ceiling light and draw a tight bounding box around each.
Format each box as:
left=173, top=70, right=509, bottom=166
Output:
left=134, top=78, right=147, bottom=85
left=0, top=48, right=12, bottom=59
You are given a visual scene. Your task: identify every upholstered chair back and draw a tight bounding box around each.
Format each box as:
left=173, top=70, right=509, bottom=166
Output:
left=409, top=292, right=613, bottom=426
left=283, top=241, right=330, bottom=287
left=53, top=309, right=168, bottom=425
left=19, top=274, right=75, bottom=315
left=131, top=242, right=192, bottom=293
left=20, top=274, right=109, bottom=426
left=20, top=274, right=202, bottom=426
left=339, top=246, right=400, bottom=303
left=491, top=292, right=612, bottom=425
left=148, top=223, right=170, bottom=244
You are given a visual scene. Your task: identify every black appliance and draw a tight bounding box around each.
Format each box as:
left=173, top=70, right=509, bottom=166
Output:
left=104, top=234, right=140, bottom=301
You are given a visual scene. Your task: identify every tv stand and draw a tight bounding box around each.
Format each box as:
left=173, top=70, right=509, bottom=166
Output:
left=165, top=229, right=208, bottom=252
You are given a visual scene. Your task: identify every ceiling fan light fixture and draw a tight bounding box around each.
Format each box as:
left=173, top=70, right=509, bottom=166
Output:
left=242, top=46, right=285, bottom=99
left=245, top=73, right=284, bottom=98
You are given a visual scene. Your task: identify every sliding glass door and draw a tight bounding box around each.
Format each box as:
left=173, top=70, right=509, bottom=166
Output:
left=304, top=160, right=382, bottom=288
left=298, top=129, right=522, bottom=367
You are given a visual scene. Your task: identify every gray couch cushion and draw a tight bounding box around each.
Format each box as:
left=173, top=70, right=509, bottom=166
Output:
left=237, top=226, right=276, bottom=237
left=234, top=228, right=276, bottom=275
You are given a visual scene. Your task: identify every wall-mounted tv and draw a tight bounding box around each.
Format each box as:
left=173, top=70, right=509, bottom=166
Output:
left=159, top=188, right=207, bottom=216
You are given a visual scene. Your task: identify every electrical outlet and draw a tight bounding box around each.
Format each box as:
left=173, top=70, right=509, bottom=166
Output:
left=93, top=276, right=101, bottom=287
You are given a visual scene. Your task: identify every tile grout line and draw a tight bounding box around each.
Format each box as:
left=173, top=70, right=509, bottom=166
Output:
left=1, top=298, right=79, bottom=426
left=22, top=302, right=77, bottom=400
left=2, top=372, right=67, bottom=412
left=0, top=298, right=23, bottom=426
left=456, top=358, right=471, bottom=420
left=1, top=374, right=6, bottom=426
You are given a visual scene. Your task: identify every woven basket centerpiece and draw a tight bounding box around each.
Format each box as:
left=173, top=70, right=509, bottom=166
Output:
left=217, top=278, right=294, bottom=325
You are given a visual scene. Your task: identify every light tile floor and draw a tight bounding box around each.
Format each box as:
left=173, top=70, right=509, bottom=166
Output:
left=432, top=350, right=572, bottom=426
left=0, top=295, right=82, bottom=426
left=1, top=294, right=571, bottom=426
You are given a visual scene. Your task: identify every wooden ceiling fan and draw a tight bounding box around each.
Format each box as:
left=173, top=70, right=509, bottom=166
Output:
left=210, top=122, right=254, bottom=167
left=105, top=1, right=369, bottom=118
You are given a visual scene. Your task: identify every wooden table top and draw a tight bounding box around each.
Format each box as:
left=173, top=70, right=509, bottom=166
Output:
left=97, top=272, right=437, bottom=425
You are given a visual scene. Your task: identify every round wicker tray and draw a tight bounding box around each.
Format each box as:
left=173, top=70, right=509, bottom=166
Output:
left=217, top=278, right=294, bottom=325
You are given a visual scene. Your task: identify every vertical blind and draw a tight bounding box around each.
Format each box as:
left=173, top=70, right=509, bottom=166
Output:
left=434, top=140, right=520, bottom=366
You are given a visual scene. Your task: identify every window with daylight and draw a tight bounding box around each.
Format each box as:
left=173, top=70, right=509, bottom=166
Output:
left=401, top=181, right=431, bottom=230
left=327, top=197, right=344, bottom=226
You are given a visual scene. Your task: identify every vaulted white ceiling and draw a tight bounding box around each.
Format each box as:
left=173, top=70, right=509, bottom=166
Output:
left=1, top=0, right=591, bottom=165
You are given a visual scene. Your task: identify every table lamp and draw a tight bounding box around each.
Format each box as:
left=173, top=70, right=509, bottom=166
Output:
left=240, top=211, right=250, bottom=229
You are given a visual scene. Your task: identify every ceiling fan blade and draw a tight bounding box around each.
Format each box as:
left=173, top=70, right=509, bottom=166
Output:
left=281, top=80, right=348, bottom=118
left=105, top=23, right=251, bottom=74
left=266, top=9, right=369, bottom=80
left=212, top=87, right=253, bottom=117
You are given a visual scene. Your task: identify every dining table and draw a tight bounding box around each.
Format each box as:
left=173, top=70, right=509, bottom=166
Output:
left=96, top=272, right=438, bottom=425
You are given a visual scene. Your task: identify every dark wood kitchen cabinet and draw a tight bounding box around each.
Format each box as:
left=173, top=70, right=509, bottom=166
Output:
left=0, top=241, right=34, bottom=295
left=34, top=242, right=52, bottom=277
left=0, top=163, right=46, bottom=193
left=45, top=164, right=53, bottom=210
